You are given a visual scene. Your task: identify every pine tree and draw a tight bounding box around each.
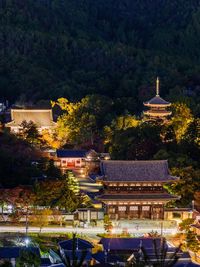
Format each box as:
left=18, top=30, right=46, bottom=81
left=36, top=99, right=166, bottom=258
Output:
left=65, top=170, right=80, bottom=194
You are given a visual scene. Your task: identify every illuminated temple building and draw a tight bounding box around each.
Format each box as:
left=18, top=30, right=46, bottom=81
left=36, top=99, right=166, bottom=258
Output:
left=143, top=78, right=171, bottom=119
left=98, top=160, right=178, bottom=220
left=5, top=108, right=56, bottom=133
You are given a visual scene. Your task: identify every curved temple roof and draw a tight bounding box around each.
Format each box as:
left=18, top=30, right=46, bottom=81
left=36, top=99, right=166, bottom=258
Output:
left=100, top=160, right=177, bottom=182
left=6, top=109, right=56, bottom=127
left=144, top=95, right=171, bottom=107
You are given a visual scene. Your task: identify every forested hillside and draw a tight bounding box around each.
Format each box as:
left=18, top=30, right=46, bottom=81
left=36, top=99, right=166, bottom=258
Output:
left=0, top=0, right=200, bottom=114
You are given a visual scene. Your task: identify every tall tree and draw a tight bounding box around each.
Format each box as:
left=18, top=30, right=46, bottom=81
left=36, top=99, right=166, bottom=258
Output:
left=19, top=120, right=40, bottom=145
left=170, top=103, right=194, bottom=143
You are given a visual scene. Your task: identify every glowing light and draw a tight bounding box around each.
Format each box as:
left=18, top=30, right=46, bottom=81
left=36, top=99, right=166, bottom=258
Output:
left=24, top=238, right=30, bottom=246
left=7, top=205, right=13, bottom=210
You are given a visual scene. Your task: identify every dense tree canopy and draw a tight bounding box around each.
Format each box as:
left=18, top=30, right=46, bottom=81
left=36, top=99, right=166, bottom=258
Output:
left=0, top=0, right=199, bottom=114
left=0, top=131, right=61, bottom=187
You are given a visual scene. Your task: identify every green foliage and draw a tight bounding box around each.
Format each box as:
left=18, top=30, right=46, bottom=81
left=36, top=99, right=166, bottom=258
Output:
left=64, top=170, right=80, bottom=194
left=16, top=248, right=41, bottom=267
left=0, top=261, right=12, bottom=267
left=0, top=0, right=199, bottom=113
left=55, top=95, right=114, bottom=147
left=55, top=176, right=80, bottom=212
left=103, top=215, right=113, bottom=234
left=167, top=167, right=200, bottom=206
left=35, top=171, right=82, bottom=212
left=31, top=209, right=52, bottom=232
left=186, top=230, right=200, bottom=253
left=0, top=130, right=41, bottom=187
left=19, top=120, right=40, bottom=145
left=108, top=122, right=162, bottom=160
left=0, top=130, right=62, bottom=187
left=179, top=218, right=195, bottom=232
left=170, top=103, right=194, bottom=143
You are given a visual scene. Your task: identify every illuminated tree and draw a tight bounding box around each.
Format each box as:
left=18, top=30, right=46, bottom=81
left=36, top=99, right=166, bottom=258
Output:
left=170, top=103, right=194, bottom=143
left=65, top=170, right=80, bottom=194
left=19, top=120, right=40, bottom=145
left=179, top=218, right=194, bottom=232
left=166, top=166, right=200, bottom=206
left=54, top=95, right=113, bottom=147
left=186, top=230, right=200, bottom=253
left=104, top=114, right=139, bottom=144
left=55, top=176, right=80, bottom=212
left=41, top=129, right=61, bottom=149
left=104, top=215, right=113, bottom=234
left=35, top=173, right=81, bottom=212
left=31, top=208, right=52, bottom=232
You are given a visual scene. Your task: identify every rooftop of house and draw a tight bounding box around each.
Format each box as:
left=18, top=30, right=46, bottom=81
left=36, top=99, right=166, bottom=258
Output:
left=58, top=238, right=93, bottom=250
left=48, top=264, right=65, bottom=267
left=174, top=263, right=200, bottom=267
left=6, top=108, right=56, bottom=127
left=63, top=250, right=92, bottom=261
left=92, top=251, right=123, bottom=264
left=100, top=160, right=177, bottom=182
left=0, top=246, right=40, bottom=259
left=99, top=238, right=162, bottom=251
left=40, top=257, right=51, bottom=266
left=56, top=149, right=98, bottom=159
left=56, top=149, right=88, bottom=158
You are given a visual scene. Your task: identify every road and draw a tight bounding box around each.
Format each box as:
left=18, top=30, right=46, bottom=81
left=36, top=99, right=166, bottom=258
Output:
left=0, top=225, right=178, bottom=236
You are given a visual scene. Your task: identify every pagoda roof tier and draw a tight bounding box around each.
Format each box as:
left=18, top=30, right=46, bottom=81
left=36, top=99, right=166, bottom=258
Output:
left=144, top=96, right=171, bottom=107
left=100, top=160, right=177, bottom=182
left=143, top=110, right=172, bottom=117
left=98, top=193, right=178, bottom=201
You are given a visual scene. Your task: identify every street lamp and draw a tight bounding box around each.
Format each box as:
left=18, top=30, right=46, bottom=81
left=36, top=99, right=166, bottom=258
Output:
left=24, top=238, right=30, bottom=247
left=192, top=200, right=195, bottom=211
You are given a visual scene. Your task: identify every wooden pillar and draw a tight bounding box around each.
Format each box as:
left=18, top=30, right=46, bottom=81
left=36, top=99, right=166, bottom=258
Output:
left=162, top=205, right=164, bottom=220
left=151, top=205, right=154, bottom=219
left=138, top=205, right=142, bottom=219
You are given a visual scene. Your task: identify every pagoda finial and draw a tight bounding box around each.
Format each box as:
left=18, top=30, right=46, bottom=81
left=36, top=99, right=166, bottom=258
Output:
left=156, top=77, right=160, bottom=96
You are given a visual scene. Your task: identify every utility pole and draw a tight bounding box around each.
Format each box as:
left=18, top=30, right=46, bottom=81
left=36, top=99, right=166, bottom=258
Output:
left=160, top=221, right=163, bottom=238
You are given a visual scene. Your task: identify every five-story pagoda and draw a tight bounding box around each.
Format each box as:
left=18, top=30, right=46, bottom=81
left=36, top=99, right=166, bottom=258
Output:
left=143, top=78, right=171, bottom=120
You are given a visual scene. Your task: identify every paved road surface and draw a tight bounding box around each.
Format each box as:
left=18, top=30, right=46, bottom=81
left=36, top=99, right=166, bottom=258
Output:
left=0, top=226, right=178, bottom=236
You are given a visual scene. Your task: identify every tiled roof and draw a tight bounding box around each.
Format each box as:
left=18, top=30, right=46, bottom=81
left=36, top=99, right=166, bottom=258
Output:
left=144, top=96, right=171, bottom=106
left=56, top=149, right=87, bottom=158
left=92, top=251, right=122, bottom=264
left=48, top=264, right=65, bottom=267
left=0, top=247, right=40, bottom=259
left=100, top=160, right=176, bottom=182
left=98, top=193, right=178, bottom=201
left=64, top=250, right=92, bottom=261
left=174, top=262, right=199, bottom=267
left=6, top=109, right=56, bottom=127
left=99, top=238, right=162, bottom=251
left=58, top=238, right=93, bottom=250
left=40, top=257, right=51, bottom=266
